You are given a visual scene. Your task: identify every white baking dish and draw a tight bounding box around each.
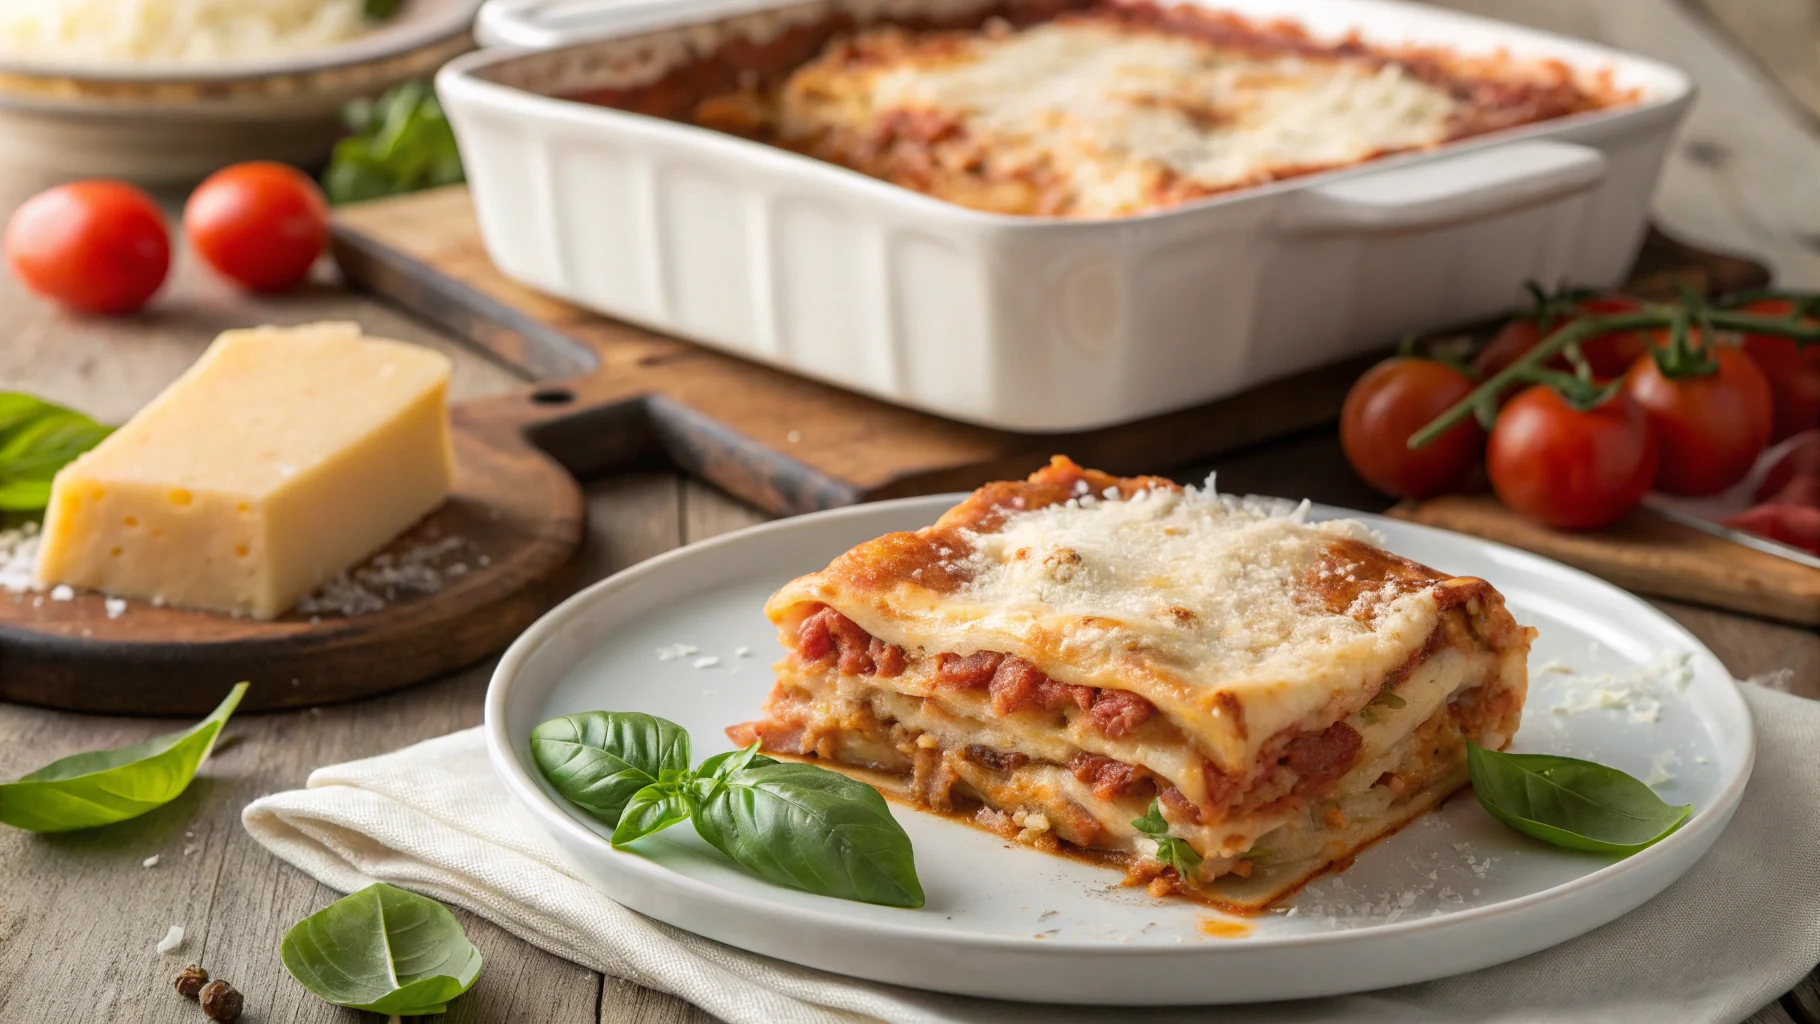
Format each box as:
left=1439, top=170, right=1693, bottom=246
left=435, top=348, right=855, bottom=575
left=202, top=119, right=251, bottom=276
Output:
left=438, top=0, right=1693, bottom=432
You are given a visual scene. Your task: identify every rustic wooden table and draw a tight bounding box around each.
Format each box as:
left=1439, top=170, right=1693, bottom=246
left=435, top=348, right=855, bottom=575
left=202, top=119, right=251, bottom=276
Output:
left=2, top=1, right=1819, bottom=1021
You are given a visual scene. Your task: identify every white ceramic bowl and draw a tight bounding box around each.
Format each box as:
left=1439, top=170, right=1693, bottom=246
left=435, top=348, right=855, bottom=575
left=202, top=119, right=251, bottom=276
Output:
left=484, top=495, right=1753, bottom=1005
left=0, top=0, right=483, bottom=184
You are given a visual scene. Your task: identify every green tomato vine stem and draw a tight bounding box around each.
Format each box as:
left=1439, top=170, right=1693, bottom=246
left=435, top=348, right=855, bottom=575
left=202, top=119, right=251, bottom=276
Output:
left=1406, top=300, right=1820, bottom=450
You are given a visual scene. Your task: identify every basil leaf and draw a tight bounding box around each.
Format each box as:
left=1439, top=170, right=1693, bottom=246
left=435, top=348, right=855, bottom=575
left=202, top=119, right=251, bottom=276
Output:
left=1130, top=798, right=1170, bottom=838
left=0, top=393, right=111, bottom=513
left=1467, top=743, right=1694, bottom=855
left=0, top=682, right=246, bottom=832
left=324, top=80, right=465, bottom=205
left=610, top=783, right=693, bottom=847
left=695, top=742, right=775, bottom=786
left=1129, top=798, right=1202, bottom=879
left=531, top=712, right=690, bottom=826
left=693, top=762, right=924, bottom=908
left=281, top=883, right=482, bottom=1015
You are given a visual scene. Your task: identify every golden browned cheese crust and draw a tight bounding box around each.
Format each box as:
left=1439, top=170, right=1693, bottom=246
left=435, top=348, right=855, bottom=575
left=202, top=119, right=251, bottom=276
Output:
left=672, top=1, right=1626, bottom=216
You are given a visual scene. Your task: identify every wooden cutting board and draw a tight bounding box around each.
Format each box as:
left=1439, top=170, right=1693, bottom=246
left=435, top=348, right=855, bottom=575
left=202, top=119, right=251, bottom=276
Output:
left=0, top=394, right=586, bottom=716
left=326, top=185, right=1772, bottom=516
left=1391, top=496, right=1820, bottom=626
left=0, top=186, right=1775, bottom=716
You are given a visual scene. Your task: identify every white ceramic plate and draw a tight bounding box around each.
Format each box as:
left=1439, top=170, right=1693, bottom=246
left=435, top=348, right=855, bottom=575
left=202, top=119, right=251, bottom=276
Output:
left=484, top=495, right=1753, bottom=1005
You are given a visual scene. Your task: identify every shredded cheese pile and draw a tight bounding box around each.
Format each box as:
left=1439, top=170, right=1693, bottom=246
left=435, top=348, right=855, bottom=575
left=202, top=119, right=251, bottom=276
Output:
left=0, top=0, right=375, bottom=63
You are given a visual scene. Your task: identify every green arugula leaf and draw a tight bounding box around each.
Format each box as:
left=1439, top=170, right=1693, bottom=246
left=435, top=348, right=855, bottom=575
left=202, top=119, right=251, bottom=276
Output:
left=0, top=393, right=111, bottom=514
left=1130, top=798, right=1203, bottom=880
left=692, top=760, right=925, bottom=908
left=610, top=780, right=693, bottom=847
left=0, top=683, right=246, bottom=832
left=281, top=883, right=482, bottom=1015
left=1467, top=743, right=1693, bottom=855
left=324, top=80, right=465, bottom=205
left=530, top=712, right=690, bottom=827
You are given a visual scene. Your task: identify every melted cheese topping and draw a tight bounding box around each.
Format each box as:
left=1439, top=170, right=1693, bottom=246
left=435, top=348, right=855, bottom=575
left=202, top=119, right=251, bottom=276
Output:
left=762, top=18, right=1462, bottom=215
left=867, top=23, right=1454, bottom=207
left=768, top=473, right=1455, bottom=773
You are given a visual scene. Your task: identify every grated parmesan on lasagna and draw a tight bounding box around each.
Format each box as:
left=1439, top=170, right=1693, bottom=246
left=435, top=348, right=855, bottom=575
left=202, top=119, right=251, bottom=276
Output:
left=730, top=457, right=1534, bottom=908
left=670, top=0, right=1620, bottom=217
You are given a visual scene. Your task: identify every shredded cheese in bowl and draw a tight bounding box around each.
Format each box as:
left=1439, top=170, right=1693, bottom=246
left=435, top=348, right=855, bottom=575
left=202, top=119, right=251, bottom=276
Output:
left=0, top=0, right=379, bottom=63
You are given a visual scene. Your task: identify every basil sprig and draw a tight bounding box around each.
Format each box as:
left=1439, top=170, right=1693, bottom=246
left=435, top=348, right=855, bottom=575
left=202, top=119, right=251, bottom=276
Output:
left=532, top=711, right=924, bottom=908
left=0, top=683, right=246, bottom=832
left=1467, top=743, right=1693, bottom=855
left=0, top=392, right=111, bottom=515
left=281, top=883, right=482, bottom=1015
left=324, top=80, right=465, bottom=205
left=1131, top=798, right=1203, bottom=880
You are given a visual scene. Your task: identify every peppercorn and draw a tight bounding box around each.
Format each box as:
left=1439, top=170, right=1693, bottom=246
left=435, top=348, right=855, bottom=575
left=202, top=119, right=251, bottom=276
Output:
left=197, top=979, right=243, bottom=1022
left=173, top=964, right=209, bottom=1000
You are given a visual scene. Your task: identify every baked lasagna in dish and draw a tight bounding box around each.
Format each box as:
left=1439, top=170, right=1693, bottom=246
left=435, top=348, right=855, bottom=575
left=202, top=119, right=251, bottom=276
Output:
left=681, top=0, right=1624, bottom=217
left=731, top=457, right=1533, bottom=907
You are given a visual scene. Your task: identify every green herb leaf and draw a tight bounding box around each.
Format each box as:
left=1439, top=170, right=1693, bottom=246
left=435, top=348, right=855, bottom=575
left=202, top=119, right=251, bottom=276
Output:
left=363, top=0, right=401, bottom=18
left=0, top=393, right=111, bottom=514
left=534, top=715, right=924, bottom=906
left=610, top=782, right=693, bottom=847
left=530, top=712, right=690, bottom=827
left=694, top=742, right=775, bottom=787
left=0, top=683, right=246, bottom=832
left=281, top=883, right=482, bottom=1015
left=1130, top=797, right=1203, bottom=879
left=693, top=761, right=924, bottom=908
left=1467, top=743, right=1693, bottom=855
left=324, top=80, right=465, bottom=205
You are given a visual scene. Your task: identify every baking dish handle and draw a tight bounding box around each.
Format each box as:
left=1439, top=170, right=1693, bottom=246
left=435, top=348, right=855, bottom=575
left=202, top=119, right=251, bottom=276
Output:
left=1281, top=139, right=1607, bottom=236
left=477, top=0, right=780, bottom=47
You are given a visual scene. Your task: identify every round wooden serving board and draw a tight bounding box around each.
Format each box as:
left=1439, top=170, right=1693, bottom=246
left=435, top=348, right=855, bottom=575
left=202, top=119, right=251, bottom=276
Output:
left=0, top=394, right=584, bottom=715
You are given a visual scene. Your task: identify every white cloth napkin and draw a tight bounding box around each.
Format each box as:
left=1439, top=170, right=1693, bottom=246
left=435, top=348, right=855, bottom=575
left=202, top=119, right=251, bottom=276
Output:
left=243, top=683, right=1820, bottom=1024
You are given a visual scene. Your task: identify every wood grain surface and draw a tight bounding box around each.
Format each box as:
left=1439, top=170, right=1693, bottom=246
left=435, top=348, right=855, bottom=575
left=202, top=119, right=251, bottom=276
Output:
left=1391, top=495, right=1820, bottom=626
left=0, top=413, right=586, bottom=715
left=2, top=1, right=1819, bottom=1022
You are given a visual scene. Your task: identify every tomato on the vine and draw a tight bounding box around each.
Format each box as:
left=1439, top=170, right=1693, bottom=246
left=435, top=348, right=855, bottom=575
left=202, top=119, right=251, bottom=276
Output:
left=4, top=180, right=170, bottom=314
left=1734, top=298, right=1820, bottom=441
left=1473, top=293, right=1649, bottom=384
left=1622, top=343, right=1772, bottom=497
left=183, top=161, right=328, bottom=293
left=1487, top=385, right=1658, bottom=529
left=1340, top=357, right=1485, bottom=499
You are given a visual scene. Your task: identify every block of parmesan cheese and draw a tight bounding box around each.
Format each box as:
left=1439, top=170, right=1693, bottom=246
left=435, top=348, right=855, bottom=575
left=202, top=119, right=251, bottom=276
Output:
left=36, top=322, right=454, bottom=619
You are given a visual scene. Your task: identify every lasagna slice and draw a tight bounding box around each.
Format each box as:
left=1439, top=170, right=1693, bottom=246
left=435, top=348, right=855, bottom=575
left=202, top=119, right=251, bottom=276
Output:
left=731, top=457, right=1533, bottom=908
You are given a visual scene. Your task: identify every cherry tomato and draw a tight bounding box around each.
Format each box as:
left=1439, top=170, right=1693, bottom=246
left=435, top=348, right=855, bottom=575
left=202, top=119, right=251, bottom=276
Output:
left=1487, top=385, right=1658, bottom=529
left=1623, top=344, right=1772, bottom=496
left=1473, top=294, right=1650, bottom=385
left=183, top=161, right=328, bottom=293
left=1735, top=299, right=1820, bottom=441
left=4, top=180, right=169, bottom=314
left=1340, top=357, right=1485, bottom=499
left=1725, top=503, right=1820, bottom=555
left=1758, top=433, right=1820, bottom=504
